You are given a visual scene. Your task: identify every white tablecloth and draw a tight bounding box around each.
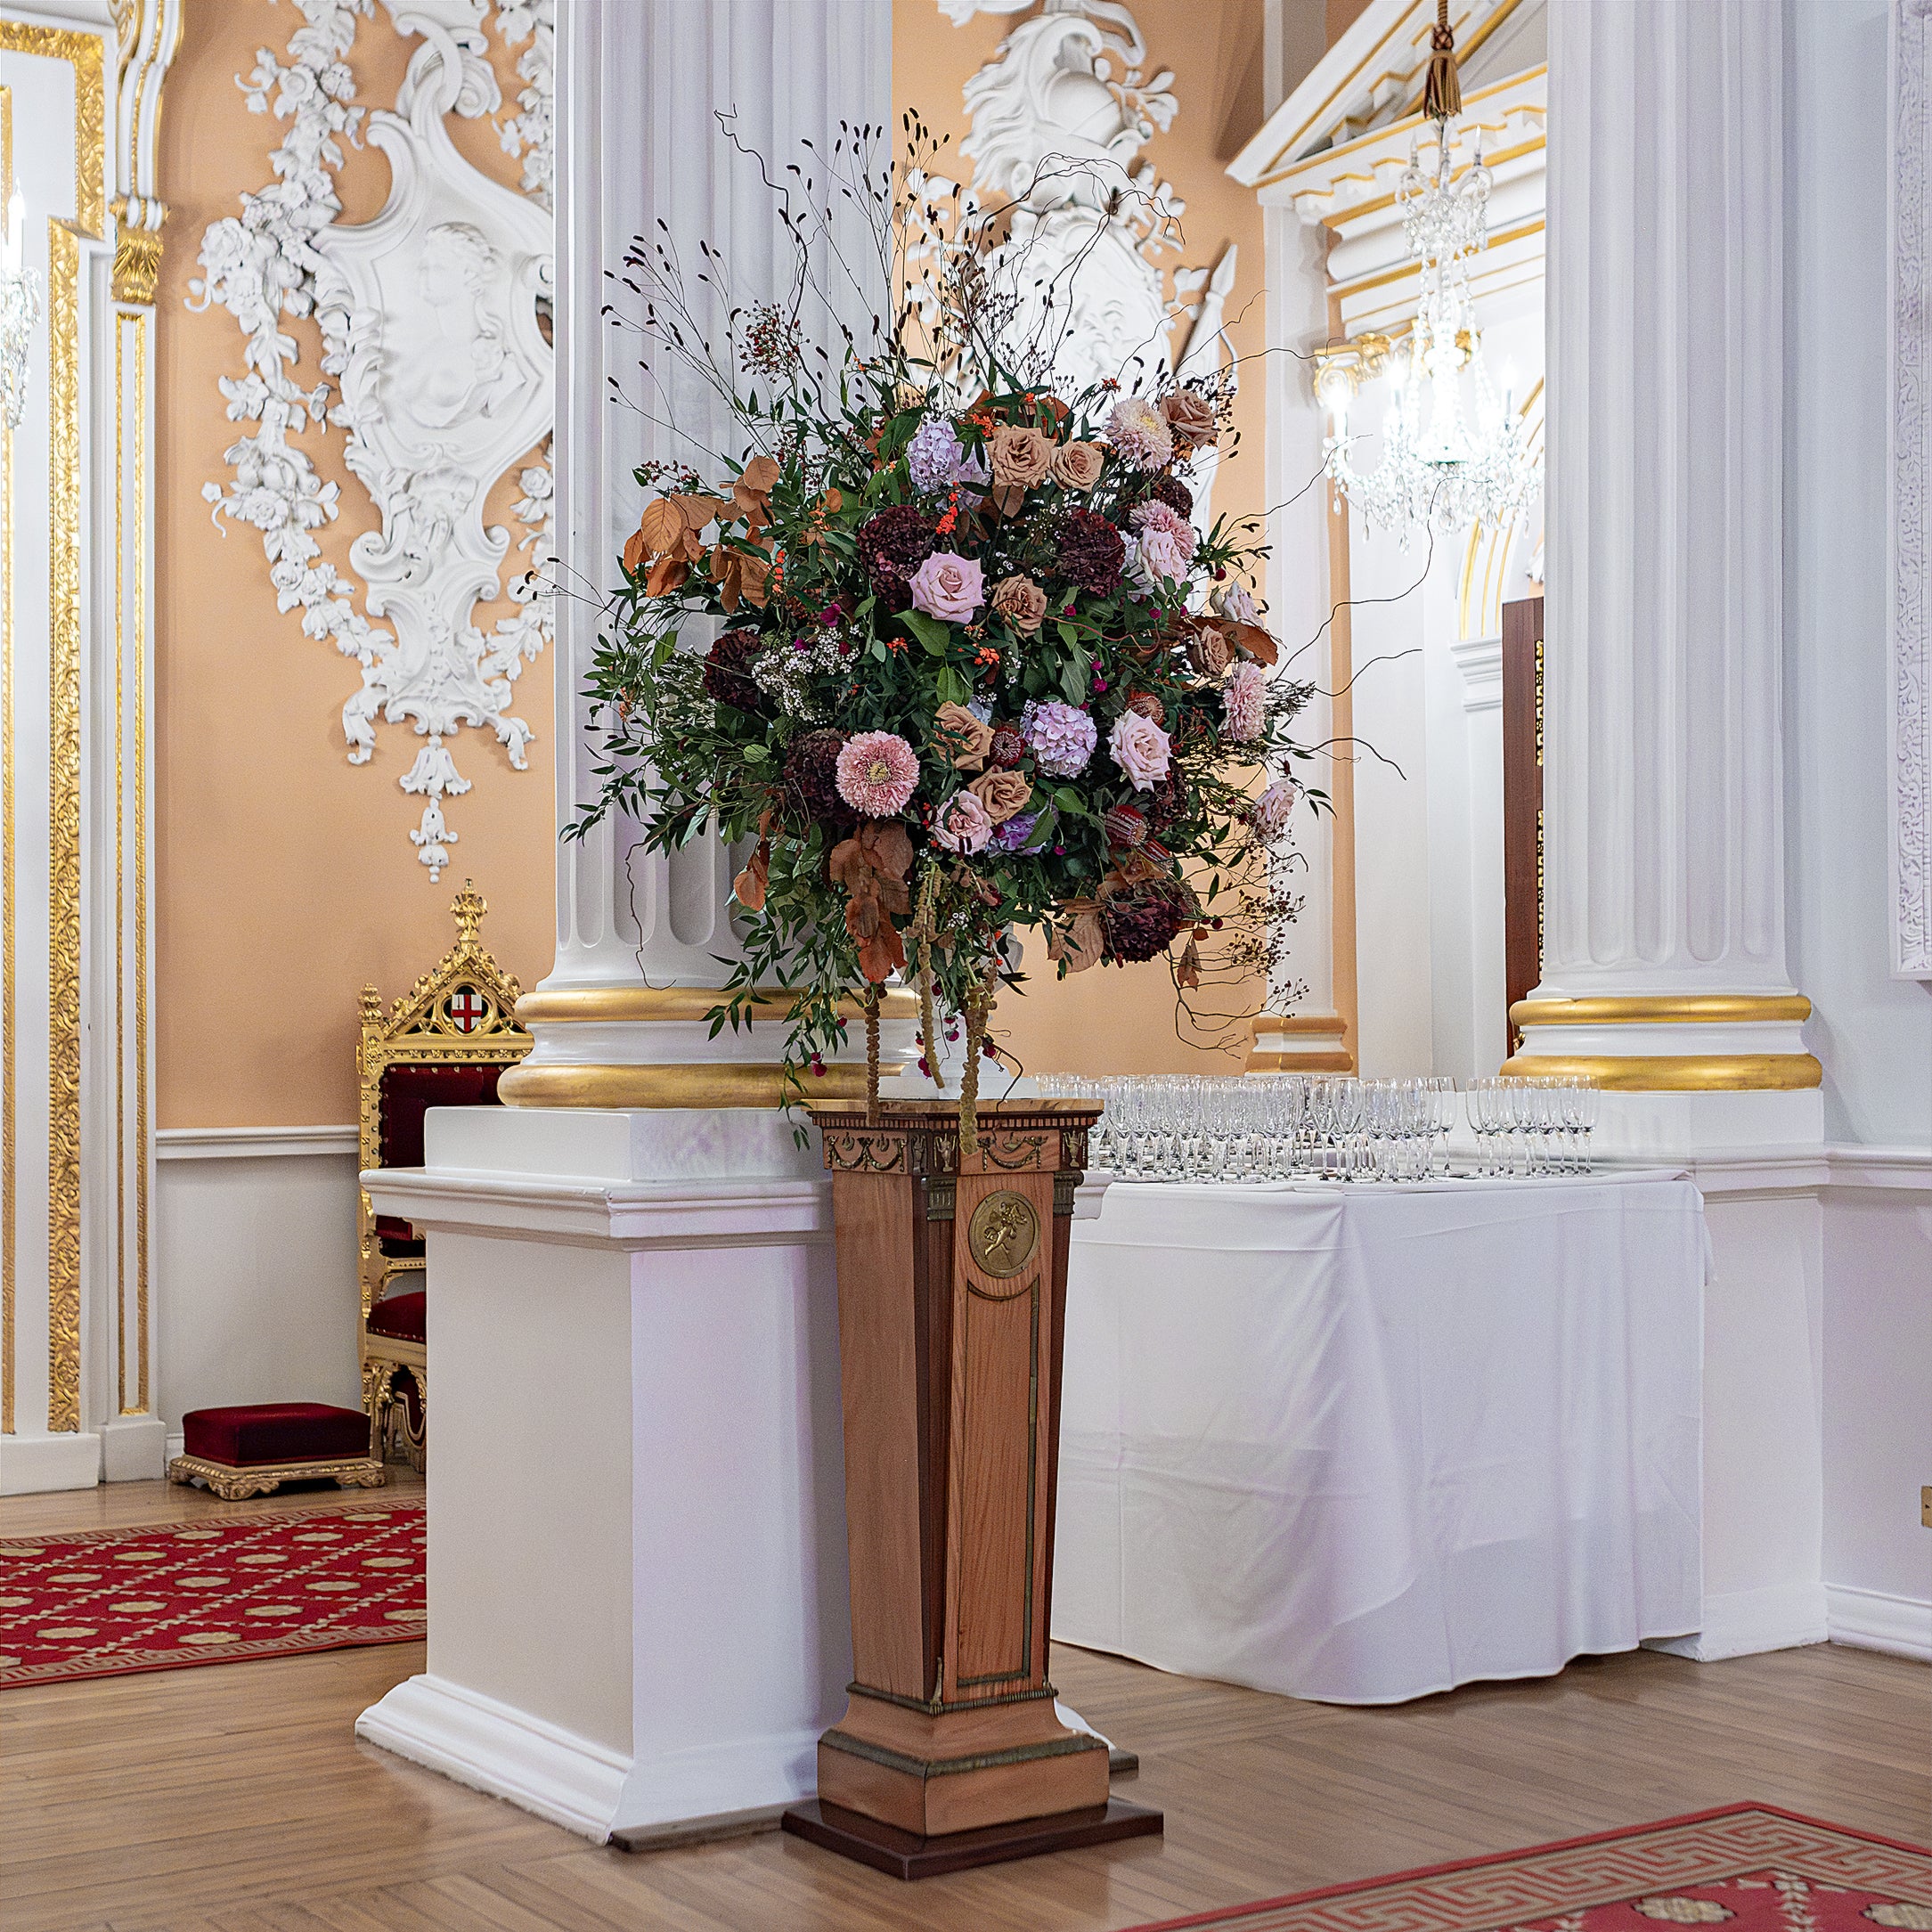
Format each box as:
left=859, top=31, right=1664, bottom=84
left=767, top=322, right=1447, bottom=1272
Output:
left=1051, top=1172, right=1706, bottom=1704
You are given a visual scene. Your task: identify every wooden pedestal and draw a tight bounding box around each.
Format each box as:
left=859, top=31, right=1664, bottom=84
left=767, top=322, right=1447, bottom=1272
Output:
left=783, top=1099, right=1161, bottom=1878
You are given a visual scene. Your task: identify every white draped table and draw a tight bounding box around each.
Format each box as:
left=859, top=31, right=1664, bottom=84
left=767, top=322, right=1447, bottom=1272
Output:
left=1051, top=1171, right=1707, bottom=1704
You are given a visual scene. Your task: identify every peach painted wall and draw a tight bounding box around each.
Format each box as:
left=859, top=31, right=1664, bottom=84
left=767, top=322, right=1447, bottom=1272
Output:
left=893, top=0, right=1271, bottom=1076
left=156, top=1, right=557, bottom=1129
left=153, top=3, right=1274, bottom=1127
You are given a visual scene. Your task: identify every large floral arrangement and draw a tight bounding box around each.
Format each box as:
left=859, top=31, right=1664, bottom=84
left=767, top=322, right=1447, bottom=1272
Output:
left=580, top=122, right=1314, bottom=1145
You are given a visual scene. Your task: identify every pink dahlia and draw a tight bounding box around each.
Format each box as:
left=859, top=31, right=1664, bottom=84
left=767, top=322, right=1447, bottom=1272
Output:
left=1108, top=710, right=1171, bottom=792
left=1250, top=777, right=1298, bottom=839
left=836, top=731, right=920, bottom=817
left=932, top=790, right=995, bottom=854
left=1130, top=498, right=1196, bottom=558
left=1222, top=661, right=1267, bottom=744
left=1106, top=395, right=1173, bottom=472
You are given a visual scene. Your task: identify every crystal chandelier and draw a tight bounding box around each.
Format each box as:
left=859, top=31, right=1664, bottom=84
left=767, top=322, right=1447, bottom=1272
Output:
left=0, top=188, right=39, bottom=431
left=1311, top=5, right=1540, bottom=542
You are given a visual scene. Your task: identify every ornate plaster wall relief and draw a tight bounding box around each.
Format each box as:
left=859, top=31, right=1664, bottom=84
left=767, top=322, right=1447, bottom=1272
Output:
left=930, top=0, right=1238, bottom=535
left=190, top=0, right=555, bottom=878
left=1892, top=0, right=1932, bottom=978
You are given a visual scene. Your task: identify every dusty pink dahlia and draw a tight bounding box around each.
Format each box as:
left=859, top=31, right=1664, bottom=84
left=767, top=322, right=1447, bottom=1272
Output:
left=1106, top=395, right=1174, bottom=472
left=1222, top=661, right=1267, bottom=744
left=836, top=731, right=920, bottom=817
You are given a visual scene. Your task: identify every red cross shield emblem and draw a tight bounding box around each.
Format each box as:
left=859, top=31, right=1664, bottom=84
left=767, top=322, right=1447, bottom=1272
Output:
left=447, top=989, right=488, bottom=1033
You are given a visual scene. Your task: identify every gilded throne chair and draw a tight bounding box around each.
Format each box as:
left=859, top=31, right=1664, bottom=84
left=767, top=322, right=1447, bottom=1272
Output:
left=360, top=882, right=530, bottom=1467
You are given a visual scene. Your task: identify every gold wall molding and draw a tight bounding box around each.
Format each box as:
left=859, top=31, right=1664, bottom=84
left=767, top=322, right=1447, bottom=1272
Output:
left=45, top=218, right=82, bottom=1432
left=1, top=81, right=12, bottom=1436
left=110, top=219, right=161, bottom=303
left=1511, top=994, right=1814, bottom=1028
left=0, top=22, right=105, bottom=237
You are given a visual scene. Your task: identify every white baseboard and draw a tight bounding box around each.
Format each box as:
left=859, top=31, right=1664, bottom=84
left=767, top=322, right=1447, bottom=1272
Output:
left=356, top=1671, right=827, bottom=1844
left=1645, top=1580, right=1830, bottom=1661
left=101, top=1414, right=167, bottom=1482
left=0, top=1431, right=103, bottom=1495
left=1826, top=1585, right=1932, bottom=1661
left=357, top=1673, right=632, bottom=1842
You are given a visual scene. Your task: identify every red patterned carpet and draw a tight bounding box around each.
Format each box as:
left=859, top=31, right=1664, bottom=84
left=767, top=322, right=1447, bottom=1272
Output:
left=1121, top=1807, right=1932, bottom=1932
left=0, top=1501, right=425, bottom=1686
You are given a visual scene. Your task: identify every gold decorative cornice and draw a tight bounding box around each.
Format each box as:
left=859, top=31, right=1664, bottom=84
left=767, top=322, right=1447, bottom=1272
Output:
left=1497, top=1053, right=1823, bottom=1092
left=497, top=1061, right=903, bottom=1111
left=1511, top=994, right=1813, bottom=1028
left=516, top=985, right=921, bottom=1026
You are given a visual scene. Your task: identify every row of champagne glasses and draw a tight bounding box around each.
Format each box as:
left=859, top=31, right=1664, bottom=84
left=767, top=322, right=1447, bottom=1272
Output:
left=1465, top=1075, right=1600, bottom=1174
left=1035, top=1072, right=1601, bottom=1182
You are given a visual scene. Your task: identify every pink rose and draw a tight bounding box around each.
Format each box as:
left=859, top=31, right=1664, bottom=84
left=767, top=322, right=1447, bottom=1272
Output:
left=1108, top=710, right=1171, bottom=792
left=932, top=789, right=995, bottom=854
left=908, top=550, right=984, bottom=624
left=1223, top=661, right=1267, bottom=744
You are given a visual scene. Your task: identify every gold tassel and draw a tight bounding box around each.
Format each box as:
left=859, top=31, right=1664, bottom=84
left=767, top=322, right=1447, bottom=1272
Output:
left=1423, top=0, right=1462, bottom=124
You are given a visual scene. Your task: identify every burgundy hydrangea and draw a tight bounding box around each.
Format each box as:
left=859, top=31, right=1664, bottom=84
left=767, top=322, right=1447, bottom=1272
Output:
left=1145, top=472, right=1194, bottom=521
left=1145, top=772, right=1186, bottom=835
left=703, top=627, right=766, bottom=711
left=1101, top=879, right=1194, bottom=963
left=1056, top=509, right=1126, bottom=596
left=856, top=505, right=937, bottom=608
left=783, top=728, right=852, bottom=829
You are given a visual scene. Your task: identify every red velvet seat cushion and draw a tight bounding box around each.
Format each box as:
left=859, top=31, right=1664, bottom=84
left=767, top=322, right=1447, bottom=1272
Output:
left=374, top=1063, right=505, bottom=1249
left=183, top=1403, right=371, bottom=1467
left=365, top=1290, right=426, bottom=1344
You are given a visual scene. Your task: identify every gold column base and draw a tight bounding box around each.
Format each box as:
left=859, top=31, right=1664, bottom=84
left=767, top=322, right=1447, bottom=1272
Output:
left=1504, top=993, right=1822, bottom=1090
left=1246, top=1014, right=1355, bottom=1075
left=501, top=984, right=918, bottom=1109
left=497, top=1061, right=895, bottom=1110
left=1496, top=1052, right=1823, bottom=1092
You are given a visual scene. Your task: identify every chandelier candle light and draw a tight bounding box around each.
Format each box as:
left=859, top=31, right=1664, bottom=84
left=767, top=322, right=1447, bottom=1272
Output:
left=1312, top=2, right=1540, bottom=540
left=0, top=187, right=40, bottom=430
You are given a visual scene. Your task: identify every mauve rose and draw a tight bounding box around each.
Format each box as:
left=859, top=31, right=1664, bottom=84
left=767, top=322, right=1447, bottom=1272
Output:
left=908, top=550, right=984, bottom=624
left=1189, top=622, right=1234, bottom=679
left=1108, top=710, right=1171, bottom=792
left=932, top=790, right=996, bottom=854
left=991, top=574, right=1048, bottom=634
left=933, top=700, right=994, bottom=772
left=1051, top=441, right=1105, bottom=491
left=989, top=426, right=1057, bottom=490
left=968, top=770, right=1032, bottom=824
left=1161, top=388, right=1219, bottom=451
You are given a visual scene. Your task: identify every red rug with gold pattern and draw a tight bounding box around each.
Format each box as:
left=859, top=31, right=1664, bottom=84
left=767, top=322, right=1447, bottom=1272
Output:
left=0, top=1501, right=424, bottom=1686
left=1121, top=1807, right=1932, bottom=1932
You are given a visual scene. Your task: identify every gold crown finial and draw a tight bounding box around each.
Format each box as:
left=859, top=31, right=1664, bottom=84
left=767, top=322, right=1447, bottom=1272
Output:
left=452, top=878, right=486, bottom=943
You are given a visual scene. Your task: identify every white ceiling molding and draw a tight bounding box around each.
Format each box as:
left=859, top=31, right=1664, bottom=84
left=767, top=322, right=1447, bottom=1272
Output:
left=189, top=0, right=555, bottom=879
left=934, top=0, right=1239, bottom=535
left=1891, top=0, right=1932, bottom=978
left=1230, top=0, right=1533, bottom=189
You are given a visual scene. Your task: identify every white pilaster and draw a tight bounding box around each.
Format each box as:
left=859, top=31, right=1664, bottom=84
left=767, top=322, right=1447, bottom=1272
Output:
left=1517, top=0, right=1819, bottom=1096
left=508, top=0, right=906, bottom=1108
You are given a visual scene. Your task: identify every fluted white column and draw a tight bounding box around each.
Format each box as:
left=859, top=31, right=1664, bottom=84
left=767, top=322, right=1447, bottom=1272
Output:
left=509, top=0, right=901, bottom=1106
left=1512, top=0, right=1819, bottom=1096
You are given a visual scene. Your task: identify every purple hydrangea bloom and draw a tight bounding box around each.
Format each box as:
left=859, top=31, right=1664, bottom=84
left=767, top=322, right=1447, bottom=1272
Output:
left=906, top=417, right=991, bottom=495
left=993, top=808, right=1041, bottom=852
left=1021, top=699, right=1098, bottom=779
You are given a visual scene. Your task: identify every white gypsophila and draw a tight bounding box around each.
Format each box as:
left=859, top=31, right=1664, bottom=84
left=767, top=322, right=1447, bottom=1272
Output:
left=751, top=634, right=849, bottom=721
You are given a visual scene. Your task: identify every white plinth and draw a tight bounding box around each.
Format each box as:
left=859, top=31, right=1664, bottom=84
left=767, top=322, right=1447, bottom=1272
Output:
left=355, top=1107, right=852, bottom=1843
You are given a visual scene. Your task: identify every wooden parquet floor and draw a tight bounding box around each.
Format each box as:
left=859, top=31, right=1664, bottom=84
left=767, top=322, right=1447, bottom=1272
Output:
left=2, top=1480, right=1926, bottom=1932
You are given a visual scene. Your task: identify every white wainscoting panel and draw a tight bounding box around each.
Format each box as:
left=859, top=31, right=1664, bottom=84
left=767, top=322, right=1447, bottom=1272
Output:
left=153, top=1129, right=362, bottom=1434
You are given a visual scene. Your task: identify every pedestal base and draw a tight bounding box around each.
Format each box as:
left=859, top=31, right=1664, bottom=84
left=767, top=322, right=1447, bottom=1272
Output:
left=780, top=1796, right=1162, bottom=1880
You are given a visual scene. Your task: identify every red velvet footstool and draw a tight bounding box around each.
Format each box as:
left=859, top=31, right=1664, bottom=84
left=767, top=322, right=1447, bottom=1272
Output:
left=167, top=1402, right=385, bottom=1500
